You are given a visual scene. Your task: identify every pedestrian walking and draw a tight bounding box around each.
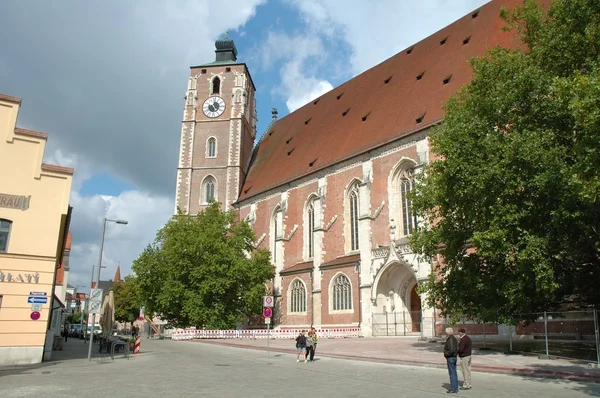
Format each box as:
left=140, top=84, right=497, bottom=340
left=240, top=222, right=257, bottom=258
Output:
left=458, top=328, right=472, bottom=390
left=443, top=327, right=459, bottom=394
left=306, top=331, right=315, bottom=362
left=309, top=327, right=318, bottom=361
left=295, top=330, right=308, bottom=363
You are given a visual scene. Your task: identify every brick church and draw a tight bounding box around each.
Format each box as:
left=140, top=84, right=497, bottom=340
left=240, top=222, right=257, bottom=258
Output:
left=175, top=0, right=528, bottom=337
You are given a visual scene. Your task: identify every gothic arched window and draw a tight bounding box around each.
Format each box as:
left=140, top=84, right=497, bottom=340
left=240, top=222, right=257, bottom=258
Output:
left=348, top=184, right=360, bottom=251
left=271, top=206, right=281, bottom=264
left=202, top=176, right=216, bottom=203
left=212, top=77, right=220, bottom=95
left=399, top=168, right=418, bottom=236
left=289, top=279, right=306, bottom=313
left=306, top=197, right=316, bottom=259
left=332, top=274, right=352, bottom=311
left=207, top=137, right=216, bottom=158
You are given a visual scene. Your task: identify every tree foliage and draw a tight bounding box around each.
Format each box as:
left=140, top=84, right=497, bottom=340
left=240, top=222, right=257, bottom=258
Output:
left=132, top=202, right=273, bottom=329
left=112, top=275, right=141, bottom=323
left=410, top=0, right=600, bottom=324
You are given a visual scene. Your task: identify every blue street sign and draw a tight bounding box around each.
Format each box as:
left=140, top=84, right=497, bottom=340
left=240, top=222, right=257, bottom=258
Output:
left=27, top=296, right=48, bottom=304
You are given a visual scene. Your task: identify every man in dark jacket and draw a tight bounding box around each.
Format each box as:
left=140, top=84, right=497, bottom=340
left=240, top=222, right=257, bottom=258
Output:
left=443, top=327, right=459, bottom=394
left=458, top=328, right=472, bottom=390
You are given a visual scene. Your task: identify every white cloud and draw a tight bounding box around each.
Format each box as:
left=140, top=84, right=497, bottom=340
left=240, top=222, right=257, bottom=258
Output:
left=285, top=0, right=489, bottom=76
left=261, top=0, right=488, bottom=113
left=0, top=0, right=267, bottom=196
left=45, top=149, right=174, bottom=290
left=261, top=32, right=334, bottom=112
left=283, top=61, right=333, bottom=112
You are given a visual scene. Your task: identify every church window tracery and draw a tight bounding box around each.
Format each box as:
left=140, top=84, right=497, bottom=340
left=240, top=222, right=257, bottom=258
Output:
left=289, top=279, right=306, bottom=313
left=332, top=274, right=352, bottom=311
left=207, top=137, right=217, bottom=158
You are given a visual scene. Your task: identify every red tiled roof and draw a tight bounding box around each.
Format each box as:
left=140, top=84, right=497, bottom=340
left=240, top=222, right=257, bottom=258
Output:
left=14, top=127, right=48, bottom=140
left=0, top=93, right=22, bottom=104
left=320, top=254, right=361, bottom=269
left=280, top=261, right=313, bottom=275
left=41, top=163, right=75, bottom=175
left=238, top=0, right=534, bottom=202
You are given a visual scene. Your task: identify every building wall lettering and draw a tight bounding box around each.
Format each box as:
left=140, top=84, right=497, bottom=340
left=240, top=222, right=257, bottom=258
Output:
left=0, top=193, right=31, bottom=211
left=0, top=271, right=40, bottom=283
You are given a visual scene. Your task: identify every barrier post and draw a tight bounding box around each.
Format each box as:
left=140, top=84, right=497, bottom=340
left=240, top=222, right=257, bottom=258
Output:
left=134, top=336, right=141, bottom=354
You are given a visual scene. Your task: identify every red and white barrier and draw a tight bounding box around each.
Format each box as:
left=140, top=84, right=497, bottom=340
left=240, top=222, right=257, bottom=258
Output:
left=134, top=337, right=141, bottom=354
left=171, top=327, right=362, bottom=341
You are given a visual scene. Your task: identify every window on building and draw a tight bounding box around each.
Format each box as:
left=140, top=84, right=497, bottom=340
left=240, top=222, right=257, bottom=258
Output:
left=349, top=185, right=360, bottom=251
left=202, top=177, right=216, bottom=203
left=212, top=77, right=220, bottom=95
left=207, top=137, right=216, bottom=158
left=271, top=207, right=280, bottom=264
left=399, top=169, right=418, bottom=236
left=0, top=219, right=12, bottom=253
left=306, top=198, right=315, bottom=258
left=290, top=279, right=306, bottom=313
left=332, top=274, right=352, bottom=311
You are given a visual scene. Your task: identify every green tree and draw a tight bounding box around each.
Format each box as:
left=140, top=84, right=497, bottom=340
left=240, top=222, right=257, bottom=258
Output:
left=410, top=0, right=600, bottom=324
left=112, top=275, right=141, bottom=323
left=68, top=311, right=85, bottom=324
left=132, top=202, right=273, bottom=329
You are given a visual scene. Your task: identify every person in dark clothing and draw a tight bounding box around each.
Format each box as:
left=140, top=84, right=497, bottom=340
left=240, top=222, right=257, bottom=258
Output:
left=295, top=331, right=307, bottom=363
left=443, top=327, right=459, bottom=394
left=458, top=328, right=472, bottom=390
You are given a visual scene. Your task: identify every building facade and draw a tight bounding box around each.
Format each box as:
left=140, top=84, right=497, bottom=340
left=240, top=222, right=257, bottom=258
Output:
left=0, top=93, right=74, bottom=364
left=175, top=0, right=526, bottom=337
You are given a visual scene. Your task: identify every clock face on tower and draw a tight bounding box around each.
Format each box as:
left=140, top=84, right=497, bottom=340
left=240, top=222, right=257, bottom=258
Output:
left=202, top=96, right=226, bottom=118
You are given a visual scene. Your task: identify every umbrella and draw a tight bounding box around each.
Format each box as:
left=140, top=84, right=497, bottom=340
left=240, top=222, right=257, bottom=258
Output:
left=99, top=291, right=115, bottom=338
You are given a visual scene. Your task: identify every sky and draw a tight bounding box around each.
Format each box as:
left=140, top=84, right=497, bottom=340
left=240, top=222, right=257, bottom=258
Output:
left=0, top=0, right=488, bottom=292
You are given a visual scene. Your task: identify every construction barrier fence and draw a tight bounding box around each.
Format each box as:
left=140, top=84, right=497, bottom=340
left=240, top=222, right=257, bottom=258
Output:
left=171, top=327, right=361, bottom=341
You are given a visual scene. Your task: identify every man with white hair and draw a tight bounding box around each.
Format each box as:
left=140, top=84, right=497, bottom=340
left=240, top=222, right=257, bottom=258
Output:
left=443, top=327, right=459, bottom=394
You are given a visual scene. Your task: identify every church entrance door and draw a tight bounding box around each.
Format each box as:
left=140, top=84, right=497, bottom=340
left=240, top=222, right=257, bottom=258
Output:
left=371, top=261, right=422, bottom=336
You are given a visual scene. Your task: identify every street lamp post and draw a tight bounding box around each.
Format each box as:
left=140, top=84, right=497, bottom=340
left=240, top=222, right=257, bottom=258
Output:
left=87, top=218, right=128, bottom=362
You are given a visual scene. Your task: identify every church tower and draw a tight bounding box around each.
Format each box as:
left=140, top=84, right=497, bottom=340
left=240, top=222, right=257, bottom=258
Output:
left=175, top=36, right=257, bottom=214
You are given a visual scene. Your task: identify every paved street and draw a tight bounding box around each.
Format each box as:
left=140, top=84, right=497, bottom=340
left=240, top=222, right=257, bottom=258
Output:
left=1, top=338, right=599, bottom=397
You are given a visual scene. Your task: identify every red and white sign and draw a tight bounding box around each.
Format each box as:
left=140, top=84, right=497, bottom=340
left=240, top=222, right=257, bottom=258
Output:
left=30, top=311, right=41, bottom=321
left=263, top=296, right=274, bottom=308
left=263, top=307, right=272, bottom=318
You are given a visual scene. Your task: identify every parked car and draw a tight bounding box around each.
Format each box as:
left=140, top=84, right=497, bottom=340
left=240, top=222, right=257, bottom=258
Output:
left=69, top=324, right=83, bottom=338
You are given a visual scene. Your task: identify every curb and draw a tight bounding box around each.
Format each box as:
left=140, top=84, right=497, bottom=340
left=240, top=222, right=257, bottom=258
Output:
left=193, top=340, right=600, bottom=384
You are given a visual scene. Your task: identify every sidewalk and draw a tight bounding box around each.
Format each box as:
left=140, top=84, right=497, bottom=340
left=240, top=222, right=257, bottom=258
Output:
left=193, top=336, right=600, bottom=383
left=0, top=336, right=128, bottom=375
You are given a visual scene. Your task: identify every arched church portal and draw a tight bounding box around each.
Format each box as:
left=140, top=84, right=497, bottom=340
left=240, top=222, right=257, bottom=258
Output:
left=372, top=261, right=422, bottom=335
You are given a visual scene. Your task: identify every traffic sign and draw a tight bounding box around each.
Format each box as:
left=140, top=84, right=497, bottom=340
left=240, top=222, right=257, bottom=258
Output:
left=30, top=311, right=41, bottom=321
left=89, top=288, right=104, bottom=314
left=89, top=288, right=103, bottom=300
left=27, top=296, right=47, bottom=304
left=31, top=303, right=42, bottom=311
left=263, top=307, right=272, bottom=318
left=265, top=317, right=271, bottom=325
left=89, top=300, right=102, bottom=314
left=29, top=291, right=47, bottom=296
left=263, top=296, right=274, bottom=307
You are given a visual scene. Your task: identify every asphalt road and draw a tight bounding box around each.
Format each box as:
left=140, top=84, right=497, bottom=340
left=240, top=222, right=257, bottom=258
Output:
left=1, top=339, right=599, bottom=397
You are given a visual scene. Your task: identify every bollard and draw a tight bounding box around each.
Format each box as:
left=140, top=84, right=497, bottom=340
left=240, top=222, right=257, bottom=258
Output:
left=134, top=336, right=141, bottom=354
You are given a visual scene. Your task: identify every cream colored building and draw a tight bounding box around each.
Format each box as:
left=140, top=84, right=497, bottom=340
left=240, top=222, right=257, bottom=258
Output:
left=0, top=93, right=74, bottom=365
